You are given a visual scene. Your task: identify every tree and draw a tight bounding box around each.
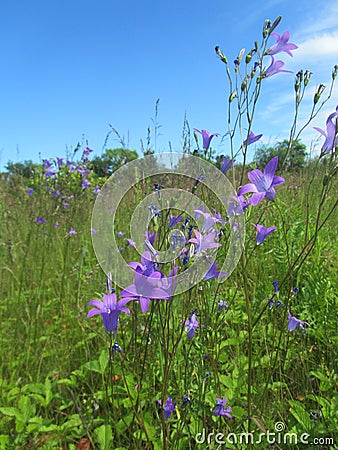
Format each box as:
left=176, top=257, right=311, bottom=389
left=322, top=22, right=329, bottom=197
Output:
left=5, top=160, right=40, bottom=178
left=91, top=148, right=138, bottom=177
left=254, top=139, right=307, bottom=172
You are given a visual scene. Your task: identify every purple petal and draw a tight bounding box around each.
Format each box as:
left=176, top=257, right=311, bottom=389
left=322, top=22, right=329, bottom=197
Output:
left=238, top=183, right=258, bottom=196
left=263, top=156, right=278, bottom=187
left=249, top=192, right=266, bottom=206
left=86, top=299, right=104, bottom=310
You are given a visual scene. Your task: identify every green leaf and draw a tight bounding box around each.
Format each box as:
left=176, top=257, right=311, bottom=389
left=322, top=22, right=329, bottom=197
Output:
left=0, top=407, right=19, bottom=417
left=94, top=424, right=113, bottom=450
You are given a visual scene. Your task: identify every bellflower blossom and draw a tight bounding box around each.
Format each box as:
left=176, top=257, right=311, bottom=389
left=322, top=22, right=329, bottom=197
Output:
left=86, top=293, right=132, bottom=334
left=157, top=397, right=176, bottom=420
left=189, top=229, right=222, bottom=253
left=263, top=56, right=292, bottom=78
left=288, top=311, right=309, bottom=332
left=203, top=262, right=227, bottom=281
left=120, top=268, right=168, bottom=313
left=266, top=31, right=298, bottom=57
left=194, top=129, right=220, bottom=150
left=253, top=224, right=277, bottom=244
left=185, top=311, right=199, bottom=339
left=313, top=105, right=338, bottom=154
left=221, top=156, right=235, bottom=174
left=213, top=397, right=233, bottom=418
left=243, top=131, right=263, bottom=147
left=238, top=156, right=285, bottom=206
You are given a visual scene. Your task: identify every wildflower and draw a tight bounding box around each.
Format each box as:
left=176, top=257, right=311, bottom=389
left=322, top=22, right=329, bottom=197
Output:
left=181, top=395, right=191, bottom=408
left=213, top=397, right=233, bottom=418
left=203, top=261, right=227, bottom=281
left=314, top=105, right=338, bottom=154
left=56, top=156, right=64, bottom=168
left=203, top=371, right=211, bottom=382
left=52, top=190, right=60, bottom=197
left=81, top=147, right=93, bottom=159
left=36, top=216, right=47, bottom=224
left=111, top=341, right=123, bottom=355
left=194, top=129, right=220, bottom=150
left=288, top=311, right=309, bottom=332
left=221, top=156, right=235, bottom=174
left=218, top=300, right=229, bottom=312
left=185, top=311, right=199, bottom=339
left=144, top=231, right=156, bottom=245
left=253, top=224, right=277, bottom=244
left=243, top=131, right=263, bottom=146
left=226, top=195, right=250, bottom=216
left=82, top=179, right=91, bottom=189
left=153, top=183, right=165, bottom=199
left=69, top=227, right=77, bottom=235
left=125, top=238, right=136, bottom=247
left=91, top=228, right=97, bottom=235
left=157, top=397, right=176, bottom=420
left=169, top=214, right=183, bottom=228
left=117, top=231, right=124, bottom=238
left=266, top=31, right=298, bottom=57
left=263, top=56, right=292, bottom=78
left=127, top=251, right=159, bottom=276
left=54, top=222, right=60, bottom=228
left=45, top=168, right=57, bottom=178
left=273, top=280, right=279, bottom=293
left=27, top=188, right=35, bottom=196
left=86, top=293, right=132, bottom=334
left=120, top=268, right=168, bottom=313
left=238, top=156, right=285, bottom=206
left=189, top=229, right=222, bottom=253
left=92, top=184, right=100, bottom=194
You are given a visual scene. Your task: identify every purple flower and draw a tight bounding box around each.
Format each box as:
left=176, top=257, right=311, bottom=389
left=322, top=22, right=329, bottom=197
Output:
left=92, top=184, right=100, bottom=194
left=213, top=397, right=233, bottom=418
left=127, top=251, right=158, bottom=276
left=36, top=216, right=47, bottom=224
left=144, top=231, right=156, bottom=245
left=238, top=156, right=285, bottom=206
left=56, top=157, right=64, bottom=168
left=189, top=229, right=222, bottom=253
left=266, top=31, right=298, bottom=57
left=81, top=147, right=93, bottom=160
left=125, top=238, right=136, bottom=247
left=82, top=179, right=91, bottom=189
left=91, top=228, right=97, bottom=235
left=263, top=56, right=292, bottom=78
left=169, top=214, right=183, bottom=228
left=52, top=190, right=60, bottom=197
left=226, top=194, right=250, bottom=216
left=185, top=311, right=199, bottom=339
left=86, top=293, right=131, bottom=334
left=45, top=168, right=57, bottom=178
left=117, top=231, right=124, bottom=238
left=221, top=156, right=235, bottom=174
left=43, top=159, right=53, bottom=168
left=253, top=224, right=277, bottom=244
left=203, top=262, right=227, bottom=281
left=157, top=397, right=176, bottom=420
left=218, top=300, right=229, bottom=312
left=288, top=311, right=309, bottom=332
left=314, top=105, right=338, bottom=154
left=243, top=131, right=263, bottom=146
left=27, top=188, right=35, bottom=196
left=194, top=129, right=220, bottom=150
left=69, top=227, right=77, bottom=236
left=120, top=269, right=168, bottom=313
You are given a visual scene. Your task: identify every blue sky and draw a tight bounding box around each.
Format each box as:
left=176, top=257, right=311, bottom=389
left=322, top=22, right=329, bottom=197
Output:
left=1, top=0, right=337, bottom=169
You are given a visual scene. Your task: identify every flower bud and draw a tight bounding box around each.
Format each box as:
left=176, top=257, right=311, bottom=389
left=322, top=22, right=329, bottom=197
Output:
left=263, top=19, right=271, bottom=38
left=332, top=64, right=338, bottom=81
left=304, top=70, right=312, bottom=86
left=313, top=84, right=325, bottom=104
left=215, top=46, right=228, bottom=64
left=268, top=16, right=282, bottom=35
left=229, top=91, right=237, bottom=102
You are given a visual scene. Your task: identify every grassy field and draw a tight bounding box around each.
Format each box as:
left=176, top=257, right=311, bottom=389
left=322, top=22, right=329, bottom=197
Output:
left=0, top=152, right=337, bottom=449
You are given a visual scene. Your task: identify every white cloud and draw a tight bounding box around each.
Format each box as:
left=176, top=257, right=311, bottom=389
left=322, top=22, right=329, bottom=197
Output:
left=295, top=31, right=338, bottom=61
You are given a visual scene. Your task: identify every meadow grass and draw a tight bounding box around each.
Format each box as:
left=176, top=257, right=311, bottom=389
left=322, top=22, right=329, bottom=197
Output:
left=0, top=158, right=337, bottom=450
